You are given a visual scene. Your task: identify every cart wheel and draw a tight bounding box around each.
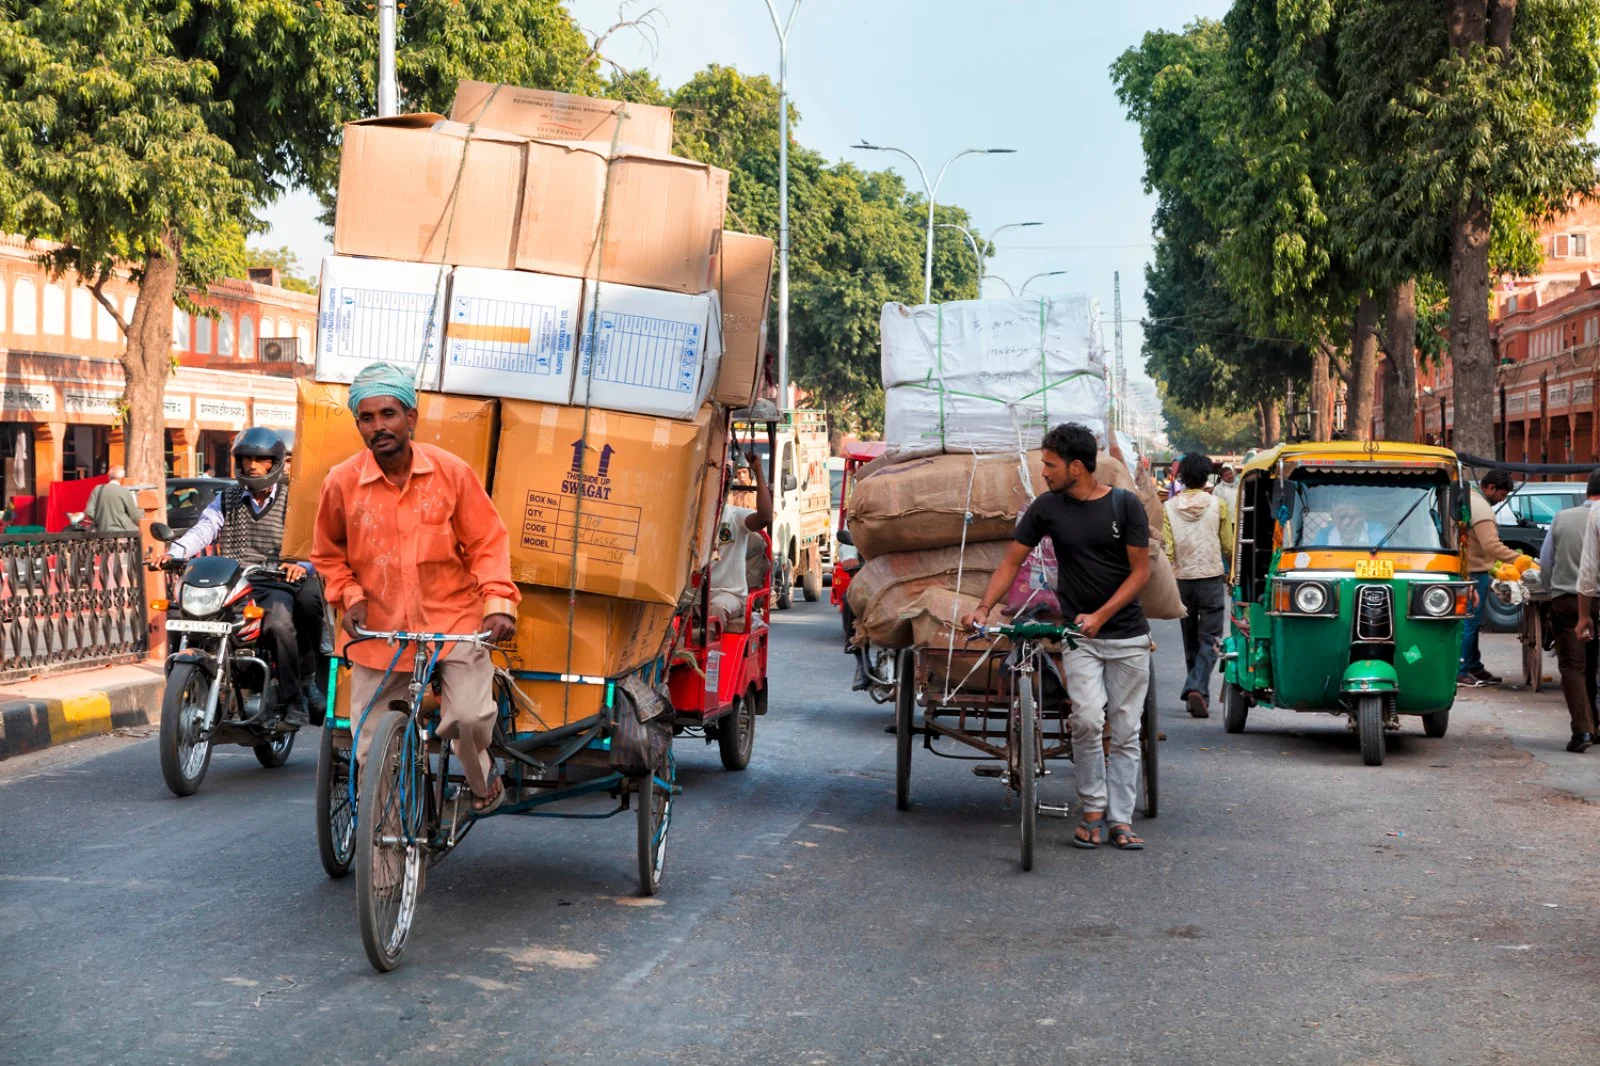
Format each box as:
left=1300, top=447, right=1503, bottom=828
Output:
left=717, top=694, right=755, bottom=771
left=841, top=599, right=855, bottom=643
left=894, top=648, right=915, bottom=811
left=1357, top=695, right=1385, bottom=766
left=1017, top=674, right=1038, bottom=872
left=1521, top=607, right=1544, bottom=691
left=355, top=711, right=425, bottom=972
left=1422, top=709, right=1450, bottom=739
left=1140, top=660, right=1158, bottom=819
left=1223, top=681, right=1249, bottom=735
left=637, top=754, right=675, bottom=897
left=802, top=568, right=823, bottom=603
left=316, top=724, right=355, bottom=879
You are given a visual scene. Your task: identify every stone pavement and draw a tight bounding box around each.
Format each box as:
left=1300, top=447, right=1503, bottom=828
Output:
left=0, top=661, right=164, bottom=759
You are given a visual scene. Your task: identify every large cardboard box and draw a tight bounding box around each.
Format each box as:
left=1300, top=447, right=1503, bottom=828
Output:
left=334, top=116, right=527, bottom=270
left=515, top=140, right=728, bottom=294
left=712, top=232, right=774, bottom=407
left=504, top=585, right=675, bottom=730
left=315, top=256, right=449, bottom=387
left=440, top=267, right=583, bottom=403
left=492, top=400, right=719, bottom=605
left=573, top=283, right=722, bottom=419
left=282, top=379, right=499, bottom=559
left=451, top=79, right=675, bottom=154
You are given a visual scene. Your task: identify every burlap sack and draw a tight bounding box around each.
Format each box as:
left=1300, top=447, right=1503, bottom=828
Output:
left=848, top=451, right=1042, bottom=559
left=846, top=541, right=1013, bottom=649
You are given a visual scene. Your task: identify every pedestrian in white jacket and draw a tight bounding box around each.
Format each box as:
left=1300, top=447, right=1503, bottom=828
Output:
left=1163, top=454, right=1233, bottom=717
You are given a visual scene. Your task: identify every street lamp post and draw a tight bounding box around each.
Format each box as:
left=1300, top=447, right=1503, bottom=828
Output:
left=982, top=274, right=1016, bottom=296
left=377, top=0, right=398, bottom=117
left=1020, top=270, right=1067, bottom=295
left=763, top=0, right=801, bottom=408
left=852, top=141, right=1015, bottom=305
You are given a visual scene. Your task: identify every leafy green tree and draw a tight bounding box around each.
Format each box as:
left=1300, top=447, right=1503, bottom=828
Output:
left=246, top=245, right=316, bottom=294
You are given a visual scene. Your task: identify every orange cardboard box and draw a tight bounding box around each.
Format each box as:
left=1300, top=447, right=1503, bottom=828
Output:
left=451, top=79, right=675, bottom=154
left=713, top=232, right=774, bottom=407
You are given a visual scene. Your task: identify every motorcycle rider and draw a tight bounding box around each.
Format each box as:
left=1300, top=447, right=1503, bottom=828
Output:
left=166, top=428, right=324, bottom=724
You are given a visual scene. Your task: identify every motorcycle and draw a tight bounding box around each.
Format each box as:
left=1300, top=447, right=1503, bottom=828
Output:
left=148, top=522, right=327, bottom=797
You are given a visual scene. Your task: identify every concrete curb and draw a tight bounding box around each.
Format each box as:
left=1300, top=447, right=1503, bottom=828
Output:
left=0, top=674, right=164, bottom=760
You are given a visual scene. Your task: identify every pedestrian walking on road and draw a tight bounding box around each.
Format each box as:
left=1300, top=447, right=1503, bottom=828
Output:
left=1164, top=453, right=1232, bottom=718
left=84, top=466, right=142, bottom=533
left=963, top=423, right=1152, bottom=851
left=1213, top=462, right=1239, bottom=515
left=1540, top=471, right=1600, bottom=752
left=1460, top=470, right=1522, bottom=686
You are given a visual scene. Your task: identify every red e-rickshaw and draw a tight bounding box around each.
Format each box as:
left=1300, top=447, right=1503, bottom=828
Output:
left=830, top=441, right=888, bottom=639
left=667, top=413, right=777, bottom=769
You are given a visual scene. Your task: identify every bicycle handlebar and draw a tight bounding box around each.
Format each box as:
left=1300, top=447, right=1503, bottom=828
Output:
left=971, top=620, right=1081, bottom=641
left=351, top=626, right=494, bottom=646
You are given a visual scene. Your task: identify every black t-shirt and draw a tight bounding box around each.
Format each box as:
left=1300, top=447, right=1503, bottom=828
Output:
left=1014, top=487, right=1150, bottom=639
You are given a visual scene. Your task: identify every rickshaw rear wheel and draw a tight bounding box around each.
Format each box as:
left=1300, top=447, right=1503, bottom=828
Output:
left=1357, top=696, right=1385, bottom=766
left=716, top=693, right=755, bottom=771
left=1422, top=709, right=1450, bottom=739
left=316, top=723, right=355, bottom=879
left=636, top=755, right=674, bottom=897
left=1017, top=675, right=1038, bottom=872
left=894, top=649, right=915, bottom=811
left=1223, top=682, right=1248, bottom=735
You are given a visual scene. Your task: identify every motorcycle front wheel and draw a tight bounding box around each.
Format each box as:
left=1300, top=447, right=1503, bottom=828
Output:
left=159, top=662, right=214, bottom=797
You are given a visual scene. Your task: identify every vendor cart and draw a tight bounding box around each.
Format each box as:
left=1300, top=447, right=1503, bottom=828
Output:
left=892, top=622, right=1158, bottom=871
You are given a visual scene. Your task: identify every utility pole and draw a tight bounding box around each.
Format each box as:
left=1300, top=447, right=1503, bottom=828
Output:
left=378, top=0, right=398, bottom=117
left=763, top=0, right=801, bottom=408
left=1113, top=271, right=1125, bottom=433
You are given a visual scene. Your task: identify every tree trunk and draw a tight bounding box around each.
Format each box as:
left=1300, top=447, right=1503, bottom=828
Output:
left=1262, top=396, right=1281, bottom=446
left=1312, top=346, right=1331, bottom=441
left=1381, top=279, right=1419, bottom=443
left=1350, top=294, right=1381, bottom=441
left=121, top=237, right=178, bottom=517
left=1448, top=194, right=1497, bottom=460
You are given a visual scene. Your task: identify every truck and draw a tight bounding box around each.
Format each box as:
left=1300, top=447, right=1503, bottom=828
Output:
left=731, top=409, right=831, bottom=610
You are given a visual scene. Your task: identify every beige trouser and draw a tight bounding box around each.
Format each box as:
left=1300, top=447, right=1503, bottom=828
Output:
left=709, top=590, right=744, bottom=625
left=348, top=643, right=497, bottom=797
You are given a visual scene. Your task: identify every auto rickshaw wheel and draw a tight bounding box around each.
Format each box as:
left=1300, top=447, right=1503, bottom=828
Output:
left=1223, top=682, right=1248, bottom=735
left=1357, top=695, right=1385, bottom=766
left=1423, top=709, right=1450, bottom=739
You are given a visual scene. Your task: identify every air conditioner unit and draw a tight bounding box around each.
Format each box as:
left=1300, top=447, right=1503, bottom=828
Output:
left=256, top=337, right=302, bottom=363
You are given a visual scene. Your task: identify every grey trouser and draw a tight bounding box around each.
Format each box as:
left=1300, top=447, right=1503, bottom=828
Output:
left=348, top=642, right=497, bottom=796
left=1063, top=635, right=1151, bottom=825
left=1177, top=576, right=1226, bottom=700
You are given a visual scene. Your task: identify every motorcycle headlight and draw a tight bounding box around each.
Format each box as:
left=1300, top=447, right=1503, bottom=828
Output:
left=1420, top=585, right=1455, bottom=618
left=181, top=584, right=230, bottom=618
left=1294, top=582, right=1329, bottom=615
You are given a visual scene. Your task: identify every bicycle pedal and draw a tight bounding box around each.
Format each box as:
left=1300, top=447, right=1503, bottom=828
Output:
left=1038, top=804, right=1073, bottom=819
left=972, top=763, right=1004, bottom=778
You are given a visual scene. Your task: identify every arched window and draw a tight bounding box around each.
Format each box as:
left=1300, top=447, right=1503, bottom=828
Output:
left=122, top=294, right=137, bottom=330
left=13, top=279, right=36, bottom=334
left=0, top=275, right=6, bottom=332
left=42, top=283, right=66, bottom=335
left=96, top=294, right=118, bottom=342
left=218, top=312, right=235, bottom=357
left=239, top=314, right=255, bottom=360
left=277, top=318, right=292, bottom=342
left=171, top=307, right=189, bottom=351
left=296, top=325, right=311, bottom=360
left=70, top=288, right=92, bottom=338
left=195, top=314, right=212, bottom=354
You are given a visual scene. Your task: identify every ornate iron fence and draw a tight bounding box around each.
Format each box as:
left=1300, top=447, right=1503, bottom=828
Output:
left=0, top=532, right=149, bottom=682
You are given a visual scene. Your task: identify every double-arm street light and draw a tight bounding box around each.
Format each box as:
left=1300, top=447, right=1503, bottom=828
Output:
left=852, top=141, right=1016, bottom=304
left=982, top=273, right=1016, bottom=296
left=762, top=0, right=802, bottom=407
left=936, top=221, right=1044, bottom=296
left=1020, top=270, right=1067, bottom=295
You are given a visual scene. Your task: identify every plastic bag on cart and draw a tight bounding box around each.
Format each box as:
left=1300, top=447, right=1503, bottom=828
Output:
left=1005, top=541, right=1063, bottom=619
left=611, top=674, right=672, bottom=778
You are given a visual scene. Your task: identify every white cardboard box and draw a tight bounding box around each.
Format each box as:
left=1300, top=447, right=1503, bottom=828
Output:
left=315, top=256, right=448, bottom=387
left=439, top=267, right=583, bottom=403
left=573, top=282, right=722, bottom=420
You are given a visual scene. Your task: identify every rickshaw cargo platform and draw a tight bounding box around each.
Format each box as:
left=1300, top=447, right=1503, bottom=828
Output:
left=848, top=451, right=1044, bottom=559
left=282, top=379, right=499, bottom=558
left=438, top=267, right=584, bottom=404
left=880, top=296, right=1108, bottom=453
left=574, top=283, right=723, bottom=419
left=450, top=79, right=675, bottom=154
left=715, top=232, right=776, bottom=408
left=315, top=256, right=449, bottom=386
left=845, top=541, right=1012, bottom=649
left=492, top=399, right=722, bottom=606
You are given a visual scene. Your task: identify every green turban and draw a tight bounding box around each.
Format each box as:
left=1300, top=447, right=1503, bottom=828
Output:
left=347, top=362, right=418, bottom=413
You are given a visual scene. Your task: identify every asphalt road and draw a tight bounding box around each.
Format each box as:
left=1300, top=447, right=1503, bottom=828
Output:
left=2, top=601, right=1596, bottom=1066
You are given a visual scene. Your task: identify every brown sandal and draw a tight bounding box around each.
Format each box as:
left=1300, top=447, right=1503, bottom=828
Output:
left=471, top=775, right=505, bottom=815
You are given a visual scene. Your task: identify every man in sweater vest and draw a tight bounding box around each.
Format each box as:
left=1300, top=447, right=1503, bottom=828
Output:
left=1163, top=452, right=1233, bottom=718
left=1545, top=471, right=1600, bottom=752
left=167, top=428, right=325, bottom=724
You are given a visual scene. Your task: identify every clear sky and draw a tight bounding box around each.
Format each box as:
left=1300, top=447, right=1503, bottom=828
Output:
left=262, top=0, right=1233, bottom=436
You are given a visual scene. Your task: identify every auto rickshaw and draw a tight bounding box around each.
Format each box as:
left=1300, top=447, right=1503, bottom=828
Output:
left=1221, top=442, right=1474, bottom=765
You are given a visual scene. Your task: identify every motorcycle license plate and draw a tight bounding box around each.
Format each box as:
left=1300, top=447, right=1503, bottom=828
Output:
left=1355, top=560, right=1394, bottom=579
left=165, top=619, right=233, bottom=635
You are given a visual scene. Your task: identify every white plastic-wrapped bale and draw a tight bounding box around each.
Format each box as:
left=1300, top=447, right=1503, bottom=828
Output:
left=880, top=296, right=1108, bottom=453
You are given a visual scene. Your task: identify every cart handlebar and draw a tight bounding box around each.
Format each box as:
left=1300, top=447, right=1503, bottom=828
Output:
left=971, top=621, right=1080, bottom=643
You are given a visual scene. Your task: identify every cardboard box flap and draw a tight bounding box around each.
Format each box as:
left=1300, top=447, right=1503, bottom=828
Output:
left=452, top=79, right=674, bottom=154
left=430, top=119, right=533, bottom=148
left=344, top=112, right=447, bottom=132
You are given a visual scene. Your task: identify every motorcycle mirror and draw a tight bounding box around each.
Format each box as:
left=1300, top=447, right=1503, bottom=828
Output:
left=150, top=522, right=175, bottom=543
left=782, top=473, right=799, bottom=493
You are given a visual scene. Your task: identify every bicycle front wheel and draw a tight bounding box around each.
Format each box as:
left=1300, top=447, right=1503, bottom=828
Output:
left=1017, top=674, right=1038, bottom=872
left=355, top=710, right=425, bottom=972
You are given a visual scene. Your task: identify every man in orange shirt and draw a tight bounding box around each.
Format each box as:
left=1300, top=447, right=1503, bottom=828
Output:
left=312, top=362, right=520, bottom=815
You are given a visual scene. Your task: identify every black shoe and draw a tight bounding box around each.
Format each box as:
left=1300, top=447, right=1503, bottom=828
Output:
left=1566, top=733, right=1593, bottom=753
left=304, top=684, right=326, bottom=727
left=281, top=694, right=310, bottom=728
left=851, top=651, right=870, bottom=692
left=1471, top=667, right=1502, bottom=685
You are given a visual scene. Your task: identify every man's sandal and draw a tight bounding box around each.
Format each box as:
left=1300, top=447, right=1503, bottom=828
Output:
left=1071, top=819, right=1105, bottom=849
left=471, top=775, right=506, bottom=816
left=1109, top=824, right=1145, bottom=850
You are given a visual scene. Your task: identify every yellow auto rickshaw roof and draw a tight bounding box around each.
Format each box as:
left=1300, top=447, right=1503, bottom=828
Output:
left=1239, top=441, right=1458, bottom=476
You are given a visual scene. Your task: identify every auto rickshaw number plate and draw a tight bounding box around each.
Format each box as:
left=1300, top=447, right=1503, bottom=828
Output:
left=1354, top=559, right=1394, bottom=579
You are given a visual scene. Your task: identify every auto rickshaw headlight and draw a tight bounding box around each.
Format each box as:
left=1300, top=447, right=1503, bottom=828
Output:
left=1420, top=585, right=1455, bottom=617
left=1294, top=582, right=1329, bottom=614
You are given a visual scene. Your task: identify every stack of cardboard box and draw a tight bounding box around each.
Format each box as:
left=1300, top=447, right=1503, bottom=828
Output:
left=284, top=82, right=776, bottom=729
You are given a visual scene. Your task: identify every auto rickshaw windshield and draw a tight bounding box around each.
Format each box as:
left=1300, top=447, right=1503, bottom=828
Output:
left=1287, top=472, right=1455, bottom=552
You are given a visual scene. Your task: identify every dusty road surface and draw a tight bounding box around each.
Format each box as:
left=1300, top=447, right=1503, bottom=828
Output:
left=2, top=602, right=1595, bottom=1065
